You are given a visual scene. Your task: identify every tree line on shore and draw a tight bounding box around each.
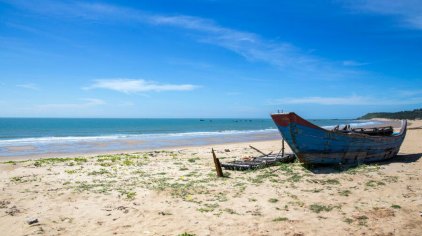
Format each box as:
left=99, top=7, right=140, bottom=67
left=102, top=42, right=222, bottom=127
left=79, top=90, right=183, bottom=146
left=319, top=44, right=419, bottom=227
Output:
left=359, top=108, right=422, bottom=120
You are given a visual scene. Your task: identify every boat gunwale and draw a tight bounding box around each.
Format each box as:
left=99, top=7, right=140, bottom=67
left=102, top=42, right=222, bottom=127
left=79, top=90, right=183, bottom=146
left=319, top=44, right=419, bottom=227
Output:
left=270, top=112, right=407, bottom=140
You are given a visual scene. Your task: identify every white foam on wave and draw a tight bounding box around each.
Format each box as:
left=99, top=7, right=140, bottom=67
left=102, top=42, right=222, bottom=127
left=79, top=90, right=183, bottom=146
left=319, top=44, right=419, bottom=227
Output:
left=0, top=129, right=279, bottom=146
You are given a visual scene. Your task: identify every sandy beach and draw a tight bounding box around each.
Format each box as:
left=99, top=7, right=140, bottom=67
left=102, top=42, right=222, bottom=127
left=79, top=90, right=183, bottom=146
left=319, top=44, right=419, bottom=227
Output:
left=0, top=121, right=421, bottom=236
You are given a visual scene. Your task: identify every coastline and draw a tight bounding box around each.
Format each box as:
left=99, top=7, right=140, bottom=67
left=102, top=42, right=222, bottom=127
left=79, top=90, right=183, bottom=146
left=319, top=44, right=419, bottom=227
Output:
left=0, top=130, right=281, bottom=161
left=0, top=118, right=402, bottom=161
left=0, top=138, right=282, bottom=162
left=0, top=120, right=421, bottom=235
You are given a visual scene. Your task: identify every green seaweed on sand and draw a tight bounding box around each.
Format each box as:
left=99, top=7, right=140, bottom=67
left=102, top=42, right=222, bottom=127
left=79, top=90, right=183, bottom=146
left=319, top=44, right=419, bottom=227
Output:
left=178, top=233, right=196, bottom=236
left=346, top=164, right=380, bottom=175
left=33, top=157, right=87, bottom=167
left=309, top=203, right=340, bottom=213
left=365, top=180, right=385, bottom=188
left=268, top=198, right=279, bottom=203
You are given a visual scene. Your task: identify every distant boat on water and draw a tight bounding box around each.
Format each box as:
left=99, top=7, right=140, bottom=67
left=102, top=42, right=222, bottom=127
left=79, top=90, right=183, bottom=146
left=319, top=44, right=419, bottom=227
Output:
left=271, top=112, right=407, bottom=165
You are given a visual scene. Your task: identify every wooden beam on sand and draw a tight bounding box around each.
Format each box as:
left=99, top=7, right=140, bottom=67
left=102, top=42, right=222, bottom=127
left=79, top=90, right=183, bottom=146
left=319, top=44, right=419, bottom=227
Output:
left=212, top=148, right=224, bottom=177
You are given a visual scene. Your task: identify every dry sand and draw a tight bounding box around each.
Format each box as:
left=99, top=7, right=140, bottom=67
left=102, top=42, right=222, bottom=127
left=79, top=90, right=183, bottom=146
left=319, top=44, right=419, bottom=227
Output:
left=0, top=121, right=422, bottom=236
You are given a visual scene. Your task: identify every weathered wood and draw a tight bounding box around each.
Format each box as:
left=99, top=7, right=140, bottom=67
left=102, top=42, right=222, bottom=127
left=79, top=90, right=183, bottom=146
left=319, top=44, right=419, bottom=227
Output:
left=271, top=112, right=407, bottom=164
left=221, top=153, right=295, bottom=171
left=212, top=148, right=224, bottom=177
left=249, top=145, right=269, bottom=156
left=282, top=138, right=285, bottom=156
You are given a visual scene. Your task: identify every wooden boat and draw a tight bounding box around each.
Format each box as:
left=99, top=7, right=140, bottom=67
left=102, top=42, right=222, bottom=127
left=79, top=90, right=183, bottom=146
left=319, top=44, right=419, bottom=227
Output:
left=270, top=112, right=407, bottom=165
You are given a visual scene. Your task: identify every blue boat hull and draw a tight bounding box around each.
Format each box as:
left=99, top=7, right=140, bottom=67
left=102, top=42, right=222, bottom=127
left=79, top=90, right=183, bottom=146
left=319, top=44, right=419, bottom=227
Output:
left=271, top=113, right=407, bottom=164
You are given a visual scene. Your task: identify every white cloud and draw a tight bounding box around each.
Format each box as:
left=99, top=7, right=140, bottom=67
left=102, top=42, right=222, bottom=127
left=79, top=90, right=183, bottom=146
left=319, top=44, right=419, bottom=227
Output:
left=3, top=0, right=363, bottom=80
left=345, top=0, right=422, bottom=29
left=85, top=79, right=199, bottom=93
left=274, top=95, right=371, bottom=105
left=16, top=83, right=39, bottom=90
left=342, top=60, right=368, bottom=66
left=226, top=92, right=241, bottom=96
left=37, top=98, right=105, bottom=109
left=150, top=14, right=346, bottom=76
left=271, top=95, right=422, bottom=105
left=397, top=89, right=422, bottom=97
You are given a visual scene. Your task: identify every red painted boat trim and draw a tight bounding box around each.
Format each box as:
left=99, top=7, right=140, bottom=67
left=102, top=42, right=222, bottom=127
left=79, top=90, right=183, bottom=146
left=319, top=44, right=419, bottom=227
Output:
left=270, top=113, right=290, bottom=127
left=271, top=112, right=321, bottom=129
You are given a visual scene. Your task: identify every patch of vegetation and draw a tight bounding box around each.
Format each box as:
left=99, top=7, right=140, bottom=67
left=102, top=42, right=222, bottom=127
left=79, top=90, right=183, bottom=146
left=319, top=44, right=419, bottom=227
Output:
left=10, top=175, right=38, bottom=183
left=2, top=160, right=26, bottom=165
left=74, top=180, right=115, bottom=194
left=185, top=171, right=199, bottom=177
left=365, top=180, right=386, bottom=188
left=125, top=191, right=136, bottom=200
left=65, top=169, right=77, bottom=174
left=33, top=157, right=87, bottom=167
left=178, top=233, right=196, bottom=236
left=223, top=172, right=231, bottom=178
left=268, top=198, right=279, bottom=203
left=309, top=204, right=335, bottom=213
left=323, top=179, right=340, bottom=185
left=169, top=152, right=178, bottom=158
left=288, top=200, right=305, bottom=208
left=96, top=155, right=122, bottom=163
left=287, top=173, right=302, bottom=182
left=302, top=188, right=323, bottom=193
left=214, top=192, right=228, bottom=202
left=391, top=204, right=401, bottom=209
left=122, top=159, right=134, bottom=166
left=346, top=164, right=380, bottom=175
left=197, top=203, right=219, bottom=213
left=248, top=170, right=279, bottom=184
left=224, top=208, right=237, bottom=214
left=355, top=215, right=368, bottom=226
left=344, top=218, right=354, bottom=224
left=338, top=190, right=351, bottom=196
left=277, top=163, right=295, bottom=174
left=147, top=177, right=211, bottom=202
left=273, top=217, right=289, bottom=222
left=131, top=170, right=145, bottom=175
left=383, top=176, right=399, bottom=183
left=88, top=168, right=111, bottom=176
left=10, top=176, right=24, bottom=183
left=188, top=157, right=200, bottom=163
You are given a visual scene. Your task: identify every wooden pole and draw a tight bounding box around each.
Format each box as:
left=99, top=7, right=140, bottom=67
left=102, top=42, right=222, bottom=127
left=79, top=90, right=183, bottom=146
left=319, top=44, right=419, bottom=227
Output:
left=212, top=148, right=224, bottom=177
left=282, top=138, right=285, bottom=156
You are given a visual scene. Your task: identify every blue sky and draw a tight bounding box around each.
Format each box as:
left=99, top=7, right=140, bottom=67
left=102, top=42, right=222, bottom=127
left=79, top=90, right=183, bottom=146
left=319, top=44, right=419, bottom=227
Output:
left=0, top=0, right=421, bottom=118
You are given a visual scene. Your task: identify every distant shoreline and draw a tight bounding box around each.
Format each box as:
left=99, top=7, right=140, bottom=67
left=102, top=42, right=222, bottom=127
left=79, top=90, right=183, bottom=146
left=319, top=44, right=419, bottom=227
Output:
left=358, top=108, right=422, bottom=120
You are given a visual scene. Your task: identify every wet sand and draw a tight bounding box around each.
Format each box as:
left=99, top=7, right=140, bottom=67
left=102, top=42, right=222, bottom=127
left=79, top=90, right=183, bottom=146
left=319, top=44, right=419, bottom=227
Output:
left=0, top=130, right=280, bottom=160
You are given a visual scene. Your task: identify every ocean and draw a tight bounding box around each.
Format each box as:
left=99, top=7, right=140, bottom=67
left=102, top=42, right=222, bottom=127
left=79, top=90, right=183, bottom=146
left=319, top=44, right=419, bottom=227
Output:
left=0, top=118, right=381, bottom=158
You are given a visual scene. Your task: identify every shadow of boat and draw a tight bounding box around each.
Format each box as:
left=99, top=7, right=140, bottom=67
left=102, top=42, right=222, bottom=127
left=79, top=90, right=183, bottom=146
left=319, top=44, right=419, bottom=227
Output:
left=378, top=152, right=422, bottom=164
left=302, top=152, right=422, bottom=174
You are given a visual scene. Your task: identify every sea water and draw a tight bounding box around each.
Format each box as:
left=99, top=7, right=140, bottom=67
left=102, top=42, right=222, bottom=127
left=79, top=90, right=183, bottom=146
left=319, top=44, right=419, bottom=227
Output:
left=0, top=118, right=381, bottom=158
